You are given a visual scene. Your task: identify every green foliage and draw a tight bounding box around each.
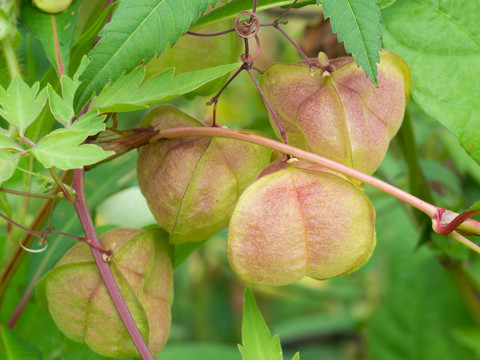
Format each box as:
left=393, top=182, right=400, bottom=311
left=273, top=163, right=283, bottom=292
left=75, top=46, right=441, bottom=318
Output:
left=0, top=134, right=21, bottom=150
left=0, top=323, right=42, bottom=359
left=0, top=150, right=20, bottom=185
left=1, top=1, right=480, bottom=359
left=368, top=252, right=475, bottom=359
left=30, top=127, right=113, bottom=170
left=74, top=0, right=220, bottom=112
left=381, top=0, right=480, bottom=165
left=21, top=0, right=81, bottom=73
left=156, top=343, right=242, bottom=360
left=47, top=57, right=88, bottom=126
left=91, top=62, right=241, bottom=113
left=0, top=77, right=47, bottom=136
left=194, top=0, right=317, bottom=28
left=239, top=287, right=298, bottom=360
left=321, top=0, right=382, bottom=84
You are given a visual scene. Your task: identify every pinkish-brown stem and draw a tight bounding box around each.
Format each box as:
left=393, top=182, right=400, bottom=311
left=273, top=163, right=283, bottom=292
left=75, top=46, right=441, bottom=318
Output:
left=207, top=65, right=246, bottom=126
left=72, top=168, right=154, bottom=359
left=152, top=126, right=480, bottom=249
left=245, top=67, right=288, bottom=144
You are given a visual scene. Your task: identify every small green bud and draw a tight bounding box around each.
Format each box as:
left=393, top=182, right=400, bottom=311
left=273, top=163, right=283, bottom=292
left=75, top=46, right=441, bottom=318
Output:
left=32, top=0, right=73, bottom=14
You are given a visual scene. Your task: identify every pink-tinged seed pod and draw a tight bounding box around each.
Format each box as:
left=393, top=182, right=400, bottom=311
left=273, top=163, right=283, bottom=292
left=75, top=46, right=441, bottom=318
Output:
left=36, top=228, right=173, bottom=358
left=260, top=50, right=411, bottom=175
left=227, top=160, right=376, bottom=286
left=137, top=106, right=272, bottom=244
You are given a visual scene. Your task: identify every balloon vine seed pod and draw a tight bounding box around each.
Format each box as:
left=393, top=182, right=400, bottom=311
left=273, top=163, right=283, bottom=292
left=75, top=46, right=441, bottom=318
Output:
left=137, top=105, right=272, bottom=244
left=36, top=228, right=174, bottom=358
left=227, top=160, right=376, bottom=286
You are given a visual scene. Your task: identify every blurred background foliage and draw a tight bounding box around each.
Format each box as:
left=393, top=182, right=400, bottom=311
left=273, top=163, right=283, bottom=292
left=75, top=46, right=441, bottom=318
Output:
left=1, top=1, right=480, bottom=359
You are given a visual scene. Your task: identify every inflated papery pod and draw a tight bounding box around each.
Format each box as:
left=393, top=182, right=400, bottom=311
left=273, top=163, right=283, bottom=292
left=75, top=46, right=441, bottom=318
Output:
left=260, top=50, right=411, bottom=175
left=137, top=106, right=272, bottom=244
left=36, top=228, right=173, bottom=358
left=227, top=160, right=376, bottom=286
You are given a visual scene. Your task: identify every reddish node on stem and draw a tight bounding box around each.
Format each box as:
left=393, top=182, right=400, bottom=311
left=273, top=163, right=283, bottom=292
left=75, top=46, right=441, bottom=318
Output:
left=433, top=207, right=480, bottom=235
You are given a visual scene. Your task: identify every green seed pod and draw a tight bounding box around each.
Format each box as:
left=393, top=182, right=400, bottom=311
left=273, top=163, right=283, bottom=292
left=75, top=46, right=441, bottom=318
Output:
left=33, top=0, right=73, bottom=13
left=137, top=106, right=272, bottom=244
left=36, top=228, right=173, bottom=358
left=227, top=160, right=376, bottom=286
left=260, top=50, right=411, bottom=175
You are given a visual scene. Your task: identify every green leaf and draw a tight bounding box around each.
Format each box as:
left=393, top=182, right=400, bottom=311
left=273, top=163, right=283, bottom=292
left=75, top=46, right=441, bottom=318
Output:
left=193, top=0, right=317, bottom=28
left=156, top=343, right=242, bottom=360
left=0, top=150, right=21, bottom=186
left=0, top=134, right=22, bottom=151
left=368, top=252, right=476, bottom=360
left=30, top=129, right=113, bottom=170
left=20, top=0, right=81, bottom=73
left=68, top=110, right=106, bottom=135
left=74, top=0, right=220, bottom=112
left=321, top=0, right=382, bottom=84
left=239, top=287, right=283, bottom=360
left=48, top=59, right=91, bottom=127
left=451, top=327, right=480, bottom=356
left=379, top=0, right=396, bottom=9
left=467, top=201, right=480, bottom=212
left=47, top=81, right=74, bottom=127
left=381, top=0, right=480, bottom=165
left=91, top=62, right=241, bottom=113
left=0, top=77, right=48, bottom=136
left=0, top=324, right=42, bottom=360
left=291, top=353, right=300, bottom=360
left=68, top=2, right=117, bottom=75
left=174, top=240, right=207, bottom=269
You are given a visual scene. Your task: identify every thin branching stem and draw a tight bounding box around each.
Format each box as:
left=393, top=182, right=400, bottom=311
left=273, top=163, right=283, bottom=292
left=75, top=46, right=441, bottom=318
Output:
left=245, top=67, right=289, bottom=144
left=449, top=231, right=480, bottom=255
left=0, top=212, right=43, bottom=238
left=187, top=28, right=235, bottom=37
left=273, top=23, right=314, bottom=66
left=275, top=0, right=299, bottom=22
left=207, top=65, right=246, bottom=126
left=48, top=168, right=75, bottom=203
left=0, top=187, right=62, bottom=200
left=0, top=171, right=72, bottom=308
left=72, top=168, right=154, bottom=360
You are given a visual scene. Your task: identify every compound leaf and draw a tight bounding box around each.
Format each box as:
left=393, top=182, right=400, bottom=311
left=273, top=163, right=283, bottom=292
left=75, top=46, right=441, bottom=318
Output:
left=382, top=0, right=480, bottom=165
left=321, top=0, right=382, bottom=84
left=0, top=77, right=48, bottom=136
left=74, top=0, right=220, bottom=112
left=239, top=287, right=283, bottom=360
left=31, top=129, right=113, bottom=170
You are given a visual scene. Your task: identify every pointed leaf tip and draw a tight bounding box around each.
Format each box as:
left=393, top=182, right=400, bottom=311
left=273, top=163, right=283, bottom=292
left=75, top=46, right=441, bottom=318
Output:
left=321, top=0, right=382, bottom=84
